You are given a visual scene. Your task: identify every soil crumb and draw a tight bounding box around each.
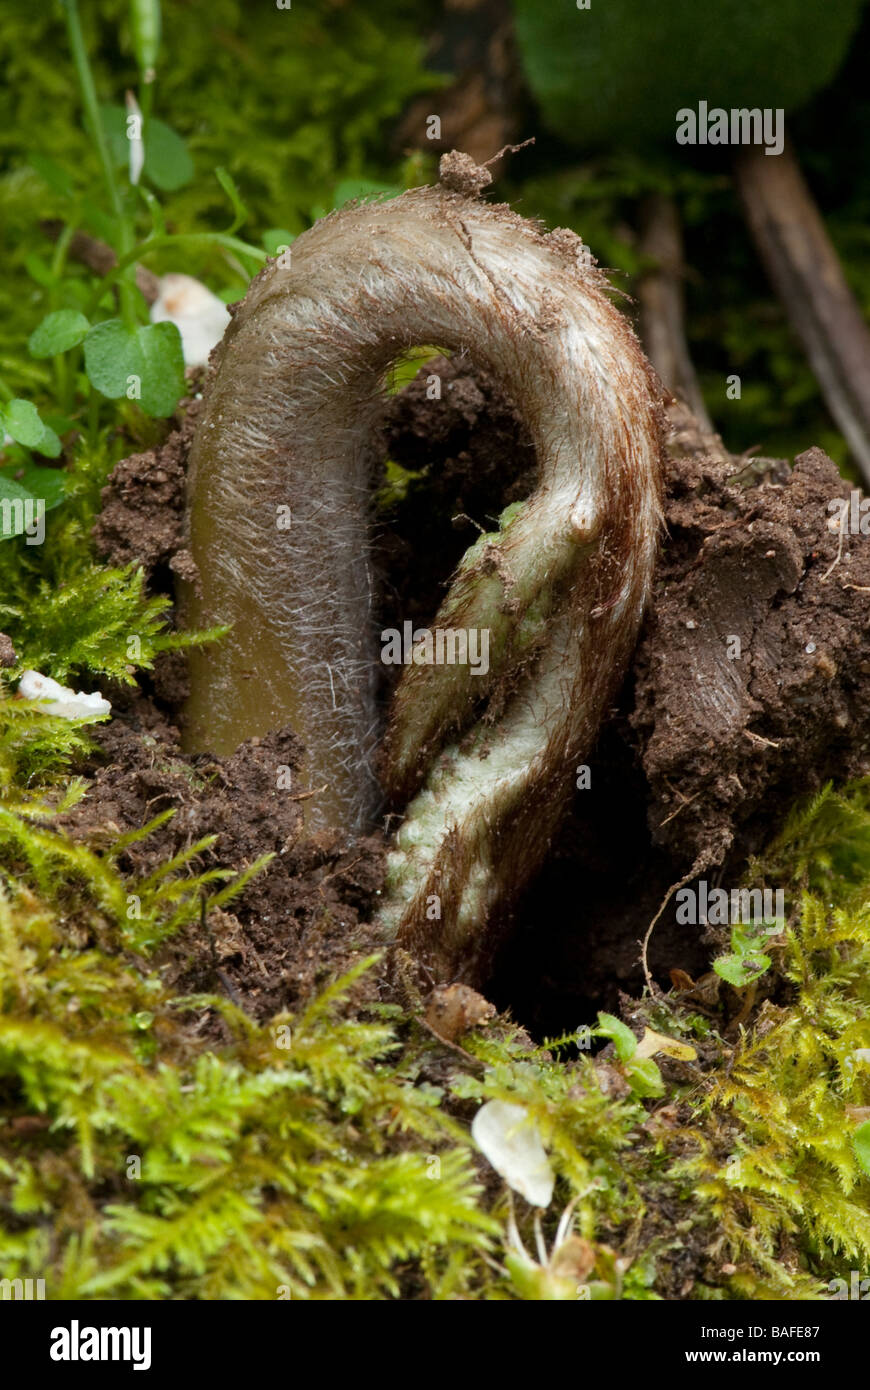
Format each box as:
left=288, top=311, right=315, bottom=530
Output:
left=633, top=443, right=870, bottom=870
left=92, top=387, right=202, bottom=587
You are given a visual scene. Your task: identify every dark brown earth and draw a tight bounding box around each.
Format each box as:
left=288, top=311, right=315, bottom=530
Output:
left=83, top=361, right=870, bottom=1037
left=92, top=377, right=203, bottom=590
left=57, top=694, right=387, bottom=1024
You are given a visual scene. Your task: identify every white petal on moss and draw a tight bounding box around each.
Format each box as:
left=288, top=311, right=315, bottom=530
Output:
left=18, top=669, right=111, bottom=720
left=149, top=273, right=231, bottom=368
left=471, top=1100, right=554, bottom=1207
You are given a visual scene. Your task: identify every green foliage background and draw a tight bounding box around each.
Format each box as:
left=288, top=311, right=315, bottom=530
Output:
left=514, top=0, right=866, bottom=148
left=508, top=0, right=870, bottom=471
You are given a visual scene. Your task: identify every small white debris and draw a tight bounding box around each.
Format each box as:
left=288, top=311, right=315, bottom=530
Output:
left=149, top=273, right=231, bottom=368
left=18, top=669, right=111, bottom=721
left=471, top=1100, right=554, bottom=1207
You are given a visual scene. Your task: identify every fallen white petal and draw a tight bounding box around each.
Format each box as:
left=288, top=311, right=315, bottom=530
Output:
left=150, top=273, right=231, bottom=368
left=18, top=669, right=111, bottom=720
left=472, top=1100, right=554, bottom=1207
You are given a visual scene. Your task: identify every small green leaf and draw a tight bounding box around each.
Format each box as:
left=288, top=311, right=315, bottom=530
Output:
left=34, top=424, right=62, bottom=459
left=6, top=465, right=67, bottom=510
left=0, top=475, right=36, bottom=503
left=28, top=310, right=91, bottom=359
left=143, top=117, right=194, bottom=192
left=853, top=1120, right=870, bottom=1177
left=98, top=104, right=133, bottom=169
left=84, top=319, right=185, bottom=418
left=596, top=1011, right=637, bottom=1062
left=625, top=1057, right=665, bottom=1098
left=84, top=320, right=142, bottom=399
left=99, top=104, right=193, bottom=192
left=3, top=399, right=46, bottom=449
left=713, top=951, right=771, bottom=988
left=137, top=321, right=185, bottom=417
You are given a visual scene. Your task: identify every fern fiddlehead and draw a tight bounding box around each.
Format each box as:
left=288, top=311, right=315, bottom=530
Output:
left=182, top=153, right=664, bottom=979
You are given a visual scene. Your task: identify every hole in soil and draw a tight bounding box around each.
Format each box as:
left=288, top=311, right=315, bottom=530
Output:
left=375, top=352, right=710, bottom=1037
left=374, top=348, right=538, bottom=696
left=481, top=715, right=712, bottom=1041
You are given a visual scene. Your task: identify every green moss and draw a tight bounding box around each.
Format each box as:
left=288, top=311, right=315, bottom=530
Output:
left=2, top=780, right=870, bottom=1298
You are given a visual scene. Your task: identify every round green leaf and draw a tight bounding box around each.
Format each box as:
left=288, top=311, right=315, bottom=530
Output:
left=6, top=464, right=66, bottom=509
left=0, top=475, right=36, bottom=503
left=143, top=117, right=194, bottom=192
left=137, top=321, right=185, bottom=417
left=98, top=104, right=131, bottom=170
left=28, top=310, right=91, bottom=359
left=99, top=104, right=192, bottom=192
left=626, top=1057, right=665, bottom=1098
left=3, top=399, right=46, bottom=449
left=84, top=320, right=143, bottom=399
left=34, top=424, right=62, bottom=459
left=714, top=952, right=771, bottom=988
left=84, top=319, right=185, bottom=418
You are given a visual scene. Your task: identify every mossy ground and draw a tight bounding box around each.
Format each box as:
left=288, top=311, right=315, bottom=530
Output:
left=1, top=771, right=869, bottom=1299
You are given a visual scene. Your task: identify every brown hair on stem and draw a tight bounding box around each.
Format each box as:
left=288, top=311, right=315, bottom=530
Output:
left=181, top=152, right=664, bottom=979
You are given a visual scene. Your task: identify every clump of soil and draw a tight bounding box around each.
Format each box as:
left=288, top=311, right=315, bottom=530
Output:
left=633, top=443, right=870, bottom=869
left=85, top=360, right=870, bottom=1037
left=58, top=697, right=387, bottom=1022
left=492, top=441, right=870, bottom=1034
left=92, top=385, right=201, bottom=589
